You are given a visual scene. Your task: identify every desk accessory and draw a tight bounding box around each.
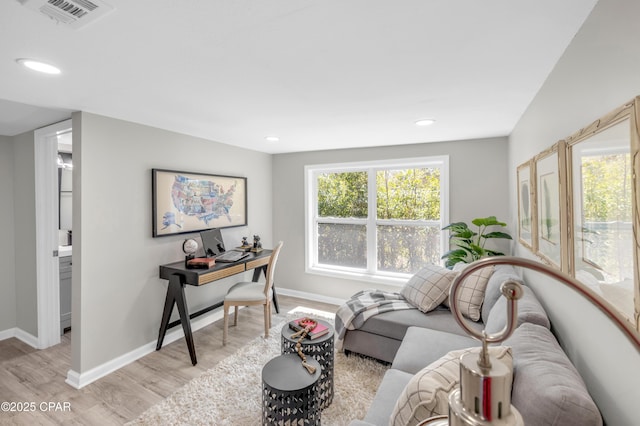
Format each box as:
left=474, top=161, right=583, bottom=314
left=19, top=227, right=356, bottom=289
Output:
left=289, top=318, right=330, bottom=340
left=289, top=317, right=320, bottom=374
left=252, top=234, right=263, bottom=252
left=182, top=238, right=198, bottom=267
left=186, top=257, right=215, bottom=269
left=200, top=228, right=227, bottom=257
left=237, top=236, right=252, bottom=251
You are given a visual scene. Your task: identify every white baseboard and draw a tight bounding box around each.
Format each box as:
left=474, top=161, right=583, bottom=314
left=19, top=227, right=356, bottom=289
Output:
left=64, top=288, right=346, bottom=390
left=15, top=329, right=39, bottom=348
left=0, top=327, right=39, bottom=348
left=0, top=328, right=16, bottom=341
left=0, top=328, right=14, bottom=341
left=276, top=287, right=346, bottom=307
left=66, top=307, right=228, bottom=389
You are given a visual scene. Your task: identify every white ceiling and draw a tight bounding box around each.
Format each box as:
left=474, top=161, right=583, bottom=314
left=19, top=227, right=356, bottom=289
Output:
left=0, top=0, right=598, bottom=154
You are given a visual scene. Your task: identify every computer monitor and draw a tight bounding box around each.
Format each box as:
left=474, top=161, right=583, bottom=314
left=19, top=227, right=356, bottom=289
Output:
left=200, top=228, right=226, bottom=257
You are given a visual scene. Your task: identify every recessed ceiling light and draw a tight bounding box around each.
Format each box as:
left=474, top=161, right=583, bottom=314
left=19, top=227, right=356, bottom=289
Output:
left=415, top=118, right=436, bottom=127
left=265, top=136, right=280, bottom=142
left=16, top=58, right=61, bottom=75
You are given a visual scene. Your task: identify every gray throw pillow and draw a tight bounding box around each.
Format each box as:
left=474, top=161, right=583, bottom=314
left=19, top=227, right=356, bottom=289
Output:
left=505, top=323, right=603, bottom=426
left=481, top=265, right=524, bottom=323
left=485, top=285, right=550, bottom=334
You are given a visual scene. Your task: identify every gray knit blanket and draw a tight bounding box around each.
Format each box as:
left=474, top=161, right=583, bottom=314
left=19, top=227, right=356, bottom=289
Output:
left=334, top=289, right=415, bottom=351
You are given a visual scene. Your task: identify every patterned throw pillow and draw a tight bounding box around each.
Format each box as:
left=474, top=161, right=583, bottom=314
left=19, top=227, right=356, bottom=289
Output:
left=400, top=264, right=457, bottom=313
left=444, top=264, right=495, bottom=321
left=390, top=346, right=512, bottom=426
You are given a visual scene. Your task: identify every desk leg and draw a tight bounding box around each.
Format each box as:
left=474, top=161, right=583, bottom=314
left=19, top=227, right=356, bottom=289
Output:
left=271, top=286, right=280, bottom=314
left=251, top=266, right=280, bottom=314
left=156, top=281, right=176, bottom=351
left=174, top=280, right=197, bottom=366
left=156, top=274, right=198, bottom=365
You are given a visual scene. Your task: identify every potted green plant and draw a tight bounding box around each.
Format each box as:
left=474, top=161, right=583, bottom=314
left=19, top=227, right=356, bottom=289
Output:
left=441, top=216, right=513, bottom=268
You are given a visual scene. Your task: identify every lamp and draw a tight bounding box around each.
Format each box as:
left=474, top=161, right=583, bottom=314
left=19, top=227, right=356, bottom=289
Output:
left=419, top=256, right=640, bottom=426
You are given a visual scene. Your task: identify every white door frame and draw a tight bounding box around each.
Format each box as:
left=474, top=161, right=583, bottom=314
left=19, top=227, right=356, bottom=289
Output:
left=34, top=119, right=72, bottom=349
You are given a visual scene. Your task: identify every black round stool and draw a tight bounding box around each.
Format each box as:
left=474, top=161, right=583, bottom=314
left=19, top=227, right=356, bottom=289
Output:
left=262, top=353, right=321, bottom=425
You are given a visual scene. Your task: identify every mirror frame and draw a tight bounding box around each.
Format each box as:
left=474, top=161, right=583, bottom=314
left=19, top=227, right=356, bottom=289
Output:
left=564, top=97, right=640, bottom=330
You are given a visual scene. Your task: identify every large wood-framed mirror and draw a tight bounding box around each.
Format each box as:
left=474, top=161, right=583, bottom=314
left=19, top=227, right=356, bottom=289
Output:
left=565, top=97, right=640, bottom=330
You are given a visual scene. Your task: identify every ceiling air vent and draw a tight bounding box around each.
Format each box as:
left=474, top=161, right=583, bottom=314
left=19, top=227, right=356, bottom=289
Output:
left=17, top=0, right=114, bottom=29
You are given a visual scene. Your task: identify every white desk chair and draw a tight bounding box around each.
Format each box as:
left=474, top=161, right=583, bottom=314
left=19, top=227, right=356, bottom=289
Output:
left=223, top=241, right=283, bottom=345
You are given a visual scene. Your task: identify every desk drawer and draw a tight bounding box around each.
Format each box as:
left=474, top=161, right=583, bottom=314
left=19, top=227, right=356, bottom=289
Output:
left=199, top=264, right=245, bottom=285
left=246, top=257, right=270, bottom=270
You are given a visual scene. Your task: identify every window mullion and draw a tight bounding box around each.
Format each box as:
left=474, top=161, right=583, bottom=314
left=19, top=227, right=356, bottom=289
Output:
left=376, top=219, right=441, bottom=227
left=311, top=171, right=319, bottom=267
left=316, top=217, right=367, bottom=224
left=367, top=168, right=377, bottom=274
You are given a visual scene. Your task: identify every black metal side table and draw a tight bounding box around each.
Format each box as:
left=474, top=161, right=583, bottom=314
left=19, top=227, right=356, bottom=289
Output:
left=262, top=353, right=321, bottom=426
left=281, top=319, right=335, bottom=409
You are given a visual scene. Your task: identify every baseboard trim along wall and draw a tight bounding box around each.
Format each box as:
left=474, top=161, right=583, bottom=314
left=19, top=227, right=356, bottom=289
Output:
left=276, top=288, right=346, bottom=307
left=0, top=327, right=39, bottom=348
left=0, top=328, right=14, bottom=341
left=65, top=307, right=227, bottom=389
left=65, top=288, right=345, bottom=389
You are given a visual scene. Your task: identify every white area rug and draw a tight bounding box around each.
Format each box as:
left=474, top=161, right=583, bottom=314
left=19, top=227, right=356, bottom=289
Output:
left=128, top=309, right=389, bottom=425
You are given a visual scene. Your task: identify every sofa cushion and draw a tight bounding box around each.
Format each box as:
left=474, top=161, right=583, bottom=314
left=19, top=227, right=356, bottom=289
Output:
left=392, top=327, right=479, bottom=374
left=485, top=285, right=550, bottom=334
left=390, top=346, right=512, bottom=426
left=359, top=307, right=484, bottom=341
left=362, top=369, right=413, bottom=426
left=481, top=265, right=524, bottom=323
left=505, top=323, right=603, bottom=426
left=401, top=264, right=456, bottom=313
left=444, top=264, right=495, bottom=321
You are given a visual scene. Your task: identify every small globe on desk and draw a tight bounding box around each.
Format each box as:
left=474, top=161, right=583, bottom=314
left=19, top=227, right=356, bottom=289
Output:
left=182, top=238, right=198, bottom=256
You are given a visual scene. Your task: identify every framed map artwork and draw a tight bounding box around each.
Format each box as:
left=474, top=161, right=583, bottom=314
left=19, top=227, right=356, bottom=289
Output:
left=152, top=169, right=247, bottom=237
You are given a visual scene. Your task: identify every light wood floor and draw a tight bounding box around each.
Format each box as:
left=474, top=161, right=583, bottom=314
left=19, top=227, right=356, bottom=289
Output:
left=0, top=295, right=339, bottom=425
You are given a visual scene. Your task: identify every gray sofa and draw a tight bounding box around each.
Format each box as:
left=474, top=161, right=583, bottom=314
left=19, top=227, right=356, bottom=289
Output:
left=343, top=265, right=603, bottom=426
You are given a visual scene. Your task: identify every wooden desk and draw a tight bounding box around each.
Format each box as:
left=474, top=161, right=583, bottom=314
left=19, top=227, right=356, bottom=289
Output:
left=156, top=250, right=277, bottom=365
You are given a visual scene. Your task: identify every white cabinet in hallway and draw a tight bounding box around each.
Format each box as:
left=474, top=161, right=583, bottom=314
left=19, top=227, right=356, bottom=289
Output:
left=59, top=255, right=72, bottom=334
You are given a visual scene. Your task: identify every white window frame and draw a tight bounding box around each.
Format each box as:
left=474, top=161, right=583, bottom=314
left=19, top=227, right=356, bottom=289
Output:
left=304, top=156, right=449, bottom=286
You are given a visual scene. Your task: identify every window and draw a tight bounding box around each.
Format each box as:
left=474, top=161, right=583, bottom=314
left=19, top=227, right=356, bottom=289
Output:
left=305, top=156, right=449, bottom=285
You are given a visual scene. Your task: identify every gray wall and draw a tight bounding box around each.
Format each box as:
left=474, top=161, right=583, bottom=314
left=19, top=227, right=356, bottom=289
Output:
left=72, top=112, right=272, bottom=373
left=273, top=137, right=510, bottom=300
left=12, top=131, right=38, bottom=337
left=0, top=136, right=16, bottom=332
left=509, top=0, right=640, bottom=423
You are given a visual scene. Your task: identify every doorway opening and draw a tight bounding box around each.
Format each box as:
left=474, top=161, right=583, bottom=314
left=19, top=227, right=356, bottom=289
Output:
left=34, top=119, right=72, bottom=349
